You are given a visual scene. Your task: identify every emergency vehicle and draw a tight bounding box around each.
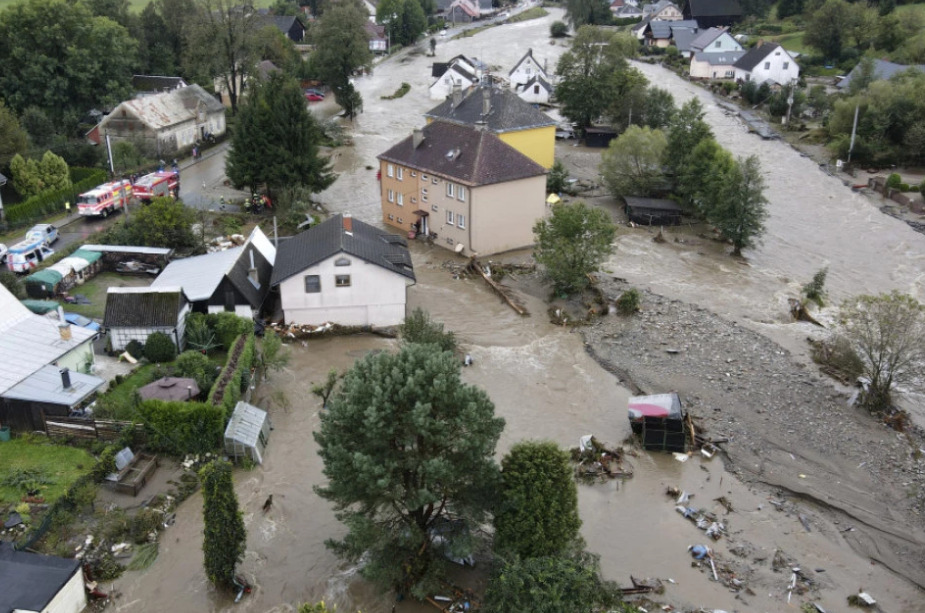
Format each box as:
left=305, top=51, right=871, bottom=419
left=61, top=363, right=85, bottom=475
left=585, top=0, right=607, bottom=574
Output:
left=8, top=236, right=54, bottom=273
left=76, top=179, right=132, bottom=217
left=133, top=170, right=180, bottom=202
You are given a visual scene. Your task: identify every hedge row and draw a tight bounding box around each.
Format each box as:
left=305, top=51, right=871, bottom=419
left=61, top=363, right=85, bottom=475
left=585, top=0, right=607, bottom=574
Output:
left=208, top=332, right=256, bottom=417
left=137, top=399, right=227, bottom=456
left=5, top=167, right=108, bottom=227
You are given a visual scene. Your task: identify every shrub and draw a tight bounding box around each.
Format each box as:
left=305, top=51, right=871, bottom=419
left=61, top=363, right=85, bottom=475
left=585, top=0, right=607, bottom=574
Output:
left=144, top=332, right=177, bottom=363
left=899, top=183, right=911, bottom=192
left=381, top=82, right=411, bottom=100
left=125, top=340, right=144, bottom=359
left=174, top=350, right=217, bottom=394
left=399, top=308, right=457, bottom=352
left=212, top=312, right=252, bottom=350
left=138, top=399, right=226, bottom=455
left=886, top=173, right=902, bottom=189
left=5, top=167, right=106, bottom=227
left=130, top=508, right=163, bottom=543
left=616, top=288, right=641, bottom=315
left=550, top=20, right=568, bottom=37
left=910, top=185, right=920, bottom=193
left=91, top=447, right=118, bottom=483
left=802, top=267, right=828, bottom=307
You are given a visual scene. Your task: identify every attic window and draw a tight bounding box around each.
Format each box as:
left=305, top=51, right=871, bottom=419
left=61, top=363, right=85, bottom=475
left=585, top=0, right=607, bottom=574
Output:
left=445, top=148, right=461, bottom=161
left=335, top=257, right=351, bottom=266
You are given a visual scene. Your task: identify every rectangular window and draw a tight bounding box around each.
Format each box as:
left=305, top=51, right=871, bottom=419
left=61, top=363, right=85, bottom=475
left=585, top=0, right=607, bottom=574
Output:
left=431, top=204, right=439, bottom=212
left=387, top=189, right=394, bottom=203
left=397, top=167, right=404, bottom=180
left=335, top=275, right=351, bottom=287
left=783, top=62, right=789, bottom=70
left=304, top=275, right=321, bottom=293
left=715, top=40, right=721, bottom=48
left=534, top=85, right=540, bottom=94
left=458, top=186, right=467, bottom=201
left=446, top=210, right=454, bottom=225
left=388, top=214, right=394, bottom=220
left=397, top=192, right=404, bottom=206
left=446, top=183, right=455, bottom=197
left=764, top=61, right=770, bottom=69
left=387, top=164, right=394, bottom=178
left=457, top=214, right=465, bottom=229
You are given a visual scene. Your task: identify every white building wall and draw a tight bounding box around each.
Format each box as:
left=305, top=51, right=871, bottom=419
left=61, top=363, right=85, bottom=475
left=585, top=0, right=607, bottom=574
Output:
left=207, top=304, right=254, bottom=319
left=429, top=67, right=477, bottom=100
left=41, top=567, right=87, bottom=613
left=510, top=56, right=546, bottom=87
left=57, top=338, right=96, bottom=374
left=517, top=83, right=551, bottom=104
left=738, top=48, right=799, bottom=85
left=690, top=58, right=737, bottom=79
left=279, top=255, right=410, bottom=326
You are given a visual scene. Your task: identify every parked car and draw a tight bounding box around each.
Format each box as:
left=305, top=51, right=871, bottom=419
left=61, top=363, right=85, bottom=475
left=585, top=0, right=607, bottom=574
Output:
left=0, top=243, right=7, bottom=264
left=305, top=88, right=325, bottom=98
left=305, top=92, right=324, bottom=102
left=63, top=312, right=102, bottom=333
left=26, top=223, right=58, bottom=247
left=555, top=129, right=576, bottom=139
left=440, top=28, right=447, bottom=37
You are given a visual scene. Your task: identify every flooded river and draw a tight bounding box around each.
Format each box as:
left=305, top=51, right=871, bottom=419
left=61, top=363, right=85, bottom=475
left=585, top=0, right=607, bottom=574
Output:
left=110, top=8, right=925, bottom=612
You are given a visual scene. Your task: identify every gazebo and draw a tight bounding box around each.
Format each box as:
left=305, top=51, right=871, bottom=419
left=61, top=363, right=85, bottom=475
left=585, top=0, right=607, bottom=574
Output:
left=137, top=377, right=200, bottom=402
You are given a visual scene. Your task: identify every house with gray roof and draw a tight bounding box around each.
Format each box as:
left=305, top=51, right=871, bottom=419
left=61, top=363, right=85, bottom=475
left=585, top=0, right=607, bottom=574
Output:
left=643, top=18, right=699, bottom=47
left=734, top=42, right=799, bottom=85
left=690, top=26, right=741, bottom=53
left=150, top=226, right=276, bottom=318
left=0, top=542, right=86, bottom=613
left=104, top=286, right=190, bottom=352
left=837, top=59, right=925, bottom=90
left=131, top=75, right=189, bottom=97
left=516, top=75, right=554, bottom=104
left=0, top=285, right=105, bottom=432
left=690, top=49, right=746, bottom=79
left=271, top=214, right=415, bottom=327
left=429, top=56, right=481, bottom=100
left=377, top=120, right=547, bottom=256
left=255, top=14, right=305, bottom=42
left=98, top=84, right=225, bottom=156
left=509, top=48, right=549, bottom=89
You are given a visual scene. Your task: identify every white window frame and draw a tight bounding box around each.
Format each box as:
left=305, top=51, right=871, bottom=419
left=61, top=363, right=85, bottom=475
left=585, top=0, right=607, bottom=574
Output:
left=764, top=61, right=770, bottom=69
left=457, top=186, right=467, bottom=201
left=387, top=189, right=394, bottom=203
left=446, top=183, right=455, bottom=198
left=446, top=210, right=454, bottom=225
left=387, top=164, right=394, bottom=178
left=783, top=62, right=789, bottom=70
left=397, top=167, right=404, bottom=180
left=457, top=214, right=465, bottom=229
left=397, top=192, right=404, bottom=206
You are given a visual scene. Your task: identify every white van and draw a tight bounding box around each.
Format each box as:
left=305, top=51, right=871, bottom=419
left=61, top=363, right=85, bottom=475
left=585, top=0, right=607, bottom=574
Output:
left=8, top=239, right=54, bottom=273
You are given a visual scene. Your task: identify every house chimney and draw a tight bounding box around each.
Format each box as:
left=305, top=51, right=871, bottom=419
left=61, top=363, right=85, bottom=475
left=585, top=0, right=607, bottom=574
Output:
left=452, top=83, right=462, bottom=108
left=412, top=128, right=424, bottom=149
left=343, top=214, right=353, bottom=233
left=248, top=249, right=258, bottom=284
left=481, top=87, right=491, bottom=117
left=57, top=307, right=72, bottom=341
left=60, top=368, right=71, bottom=390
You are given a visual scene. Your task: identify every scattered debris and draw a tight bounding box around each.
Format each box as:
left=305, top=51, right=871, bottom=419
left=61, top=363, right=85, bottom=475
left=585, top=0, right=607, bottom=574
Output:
left=570, top=435, right=634, bottom=482
left=847, top=591, right=877, bottom=607
left=714, top=496, right=734, bottom=513
left=618, top=576, right=665, bottom=595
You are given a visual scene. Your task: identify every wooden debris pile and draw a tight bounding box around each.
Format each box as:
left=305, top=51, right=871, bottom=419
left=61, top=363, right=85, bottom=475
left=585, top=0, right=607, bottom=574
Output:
left=569, top=436, right=634, bottom=483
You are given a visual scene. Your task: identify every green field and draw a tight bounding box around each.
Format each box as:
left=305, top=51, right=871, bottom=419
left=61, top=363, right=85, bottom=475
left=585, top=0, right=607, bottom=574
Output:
left=768, top=31, right=808, bottom=55
left=0, top=439, right=94, bottom=505
left=57, top=271, right=152, bottom=321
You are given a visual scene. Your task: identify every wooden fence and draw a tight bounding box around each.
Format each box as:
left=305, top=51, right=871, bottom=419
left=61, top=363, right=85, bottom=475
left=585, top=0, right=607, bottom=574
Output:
left=44, top=415, right=145, bottom=442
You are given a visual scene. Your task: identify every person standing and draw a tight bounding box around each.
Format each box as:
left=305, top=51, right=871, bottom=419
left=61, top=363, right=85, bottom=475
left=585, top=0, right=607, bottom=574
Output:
left=64, top=200, right=71, bottom=216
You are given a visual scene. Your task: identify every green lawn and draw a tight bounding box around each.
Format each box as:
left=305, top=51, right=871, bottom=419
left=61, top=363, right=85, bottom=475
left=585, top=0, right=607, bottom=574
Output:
left=59, top=272, right=153, bottom=321
left=767, top=31, right=809, bottom=55
left=0, top=439, right=94, bottom=505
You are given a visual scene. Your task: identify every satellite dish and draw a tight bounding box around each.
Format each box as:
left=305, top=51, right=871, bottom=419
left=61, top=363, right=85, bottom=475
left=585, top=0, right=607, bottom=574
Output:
left=454, top=243, right=465, bottom=253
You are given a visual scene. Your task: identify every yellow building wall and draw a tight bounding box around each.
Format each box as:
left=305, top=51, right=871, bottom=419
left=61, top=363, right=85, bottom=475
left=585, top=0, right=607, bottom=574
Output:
left=499, top=126, right=555, bottom=170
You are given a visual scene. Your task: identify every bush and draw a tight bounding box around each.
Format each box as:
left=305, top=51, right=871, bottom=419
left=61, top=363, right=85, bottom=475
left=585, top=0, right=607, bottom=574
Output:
left=208, top=333, right=256, bottom=416
left=886, top=173, right=902, bottom=189
left=212, top=312, right=252, bottom=350
left=174, top=350, right=218, bottom=394
left=5, top=167, right=106, bottom=227
left=138, top=399, right=226, bottom=455
left=899, top=183, right=911, bottom=192
left=616, top=288, right=641, bottom=315
left=910, top=185, right=920, bottom=193
left=0, top=271, right=25, bottom=299
left=91, top=447, right=117, bottom=483
left=550, top=20, right=568, bottom=37
left=381, top=82, right=411, bottom=100
left=130, top=508, right=163, bottom=544
left=144, top=332, right=177, bottom=363
left=125, top=340, right=144, bottom=359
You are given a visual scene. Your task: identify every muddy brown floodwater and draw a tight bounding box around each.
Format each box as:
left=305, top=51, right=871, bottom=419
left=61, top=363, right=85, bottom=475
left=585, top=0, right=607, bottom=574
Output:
left=110, top=8, right=925, bottom=612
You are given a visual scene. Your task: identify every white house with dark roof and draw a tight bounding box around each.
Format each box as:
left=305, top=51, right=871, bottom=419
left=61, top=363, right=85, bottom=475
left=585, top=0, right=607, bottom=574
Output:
left=0, top=542, right=87, bottom=613
left=690, top=26, right=742, bottom=54
left=430, top=56, right=481, bottom=100
left=509, top=48, right=548, bottom=89
left=516, top=75, right=554, bottom=104
left=0, top=285, right=105, bottom=432
left=734, top=43, right=799, bottom=85
left=377, top=120, right=547, bottom=256
left=270, top=214, right=415, bottom=327
left=97, top=84, right=225, bottom=155
left=150, top=226, right=276, bottom=318
left=103, top=287, right=190, bottom=352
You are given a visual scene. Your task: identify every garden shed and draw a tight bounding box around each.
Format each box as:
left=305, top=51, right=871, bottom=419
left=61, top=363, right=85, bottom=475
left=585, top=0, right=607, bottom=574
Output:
left=224, top=401, right=270, bottom=464
left=624, top=197, right=685, bottom=225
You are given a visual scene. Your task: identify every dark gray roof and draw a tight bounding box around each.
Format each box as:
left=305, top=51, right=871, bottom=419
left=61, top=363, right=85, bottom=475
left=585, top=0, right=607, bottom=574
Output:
left=103, top=288, right=186, bottom=328
left=734, top=43, right=781, bottom=71
left=131, top=75, right=187, bottom=92
left=692, top=50, right=745, bottom=65
left=271, top=215, right=415, bottom=286
left=378, top=121, right=546, bottom=187
left=0, top=542, right=81, bottom=613
left=256, top=14, right=304, bottom=33
left=424, top=85, right=555, bottom=133
left=671, top=25, right=700, bottom=51
left=690, top=26, right=728, bottom=50
left=624, top=196, right=684, bottom=212
left=648, top=19, right=698, bottom=38
left=837, top=59, right=925, bottom=89
left=226, top=242, right=274, bottom=310
left=520, top=75, right=553, bottom=92
left=683, top=0, right=741, bottom=17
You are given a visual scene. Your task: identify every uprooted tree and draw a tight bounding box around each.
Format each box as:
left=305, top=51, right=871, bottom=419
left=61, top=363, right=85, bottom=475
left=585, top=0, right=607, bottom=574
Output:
left=839, top=291, right=925, bottom=412
left=314, top=343, right=505, bottom=598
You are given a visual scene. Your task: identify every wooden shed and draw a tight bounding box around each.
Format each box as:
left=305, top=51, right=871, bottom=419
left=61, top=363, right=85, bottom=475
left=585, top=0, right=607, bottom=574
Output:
left=624, top=196, right=685, bottom=225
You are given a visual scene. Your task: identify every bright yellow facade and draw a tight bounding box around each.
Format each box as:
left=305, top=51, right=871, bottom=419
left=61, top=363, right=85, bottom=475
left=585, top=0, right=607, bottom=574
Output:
left=499, top=126, right=555, bottom=170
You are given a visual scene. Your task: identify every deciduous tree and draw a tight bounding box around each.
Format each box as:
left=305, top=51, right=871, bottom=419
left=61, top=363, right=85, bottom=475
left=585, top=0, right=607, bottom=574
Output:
left=599, top=125, right=668, bottom=199
left=804, top=0, right=853, bottom=61
left=677, top=138, right=734, bottom=217
left=226, top=72, right=335, bottom=196
left=494, top=441, right=581, bottom=559
left=313, top=0, right=372, bottom=119
left=839, top=291, right=925, bottom=412
left=110, top=197, right=197, bottom=249
left=711, top=155, right=768, bottom=256
left=314, top=343, right=504, bottom=598
left=200, top=460, right=246, bottom=588
left=564, top=0, right=611, bottom=28
left=664, top=98, right=713, bottom=178
left=9, top=154, right=43, bottom=198
left=533, top=201, right=616, bottom=295
left=0, top=101, right=29, bottom=170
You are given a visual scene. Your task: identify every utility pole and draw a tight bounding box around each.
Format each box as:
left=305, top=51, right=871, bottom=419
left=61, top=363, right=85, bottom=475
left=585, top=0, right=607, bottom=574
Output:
left=847, top=103, right=860, bottom=163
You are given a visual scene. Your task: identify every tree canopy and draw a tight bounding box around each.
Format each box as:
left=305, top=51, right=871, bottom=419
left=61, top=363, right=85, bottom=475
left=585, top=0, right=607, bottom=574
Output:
left=314, top=343, right=505, bottom=598
left=107, top=196, right=198, bottom=249
left=0, top=0, right=136, bottom=121
left=599, top=125, right=668, bottom=199
left=226, top=72, right=335, bottom=196
left=677, top=138, right=734, bottom=217
left=494, top=441, right=581, bottom=560
left=840, top=291, right=925, bottom=412
left=533, top=201, right=616, bottom=295
left=0, top=101, right=29, bottom=170
left=398, top=308, right=457, bottom=352
left=564, top=0, right=611, bottom=28
left=711, top=155, right=768, bottom=256
left=200, top=460, right=246, bottom=589
left=664, top=99, right=713, bottom=178
left=377, top=0, right=427, bottom=47
left=313, top=0, right=373, bottom=120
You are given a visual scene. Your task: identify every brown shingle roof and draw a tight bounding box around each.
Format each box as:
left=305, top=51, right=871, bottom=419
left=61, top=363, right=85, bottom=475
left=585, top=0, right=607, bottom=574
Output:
left=377, top=121, right=546, bottom=187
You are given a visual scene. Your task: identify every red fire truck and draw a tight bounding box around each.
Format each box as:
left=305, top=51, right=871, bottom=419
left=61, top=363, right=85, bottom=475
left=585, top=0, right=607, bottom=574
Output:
left=77, top=179, right=132, bottom=218
left=133, top=170, right=180, bottom=203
